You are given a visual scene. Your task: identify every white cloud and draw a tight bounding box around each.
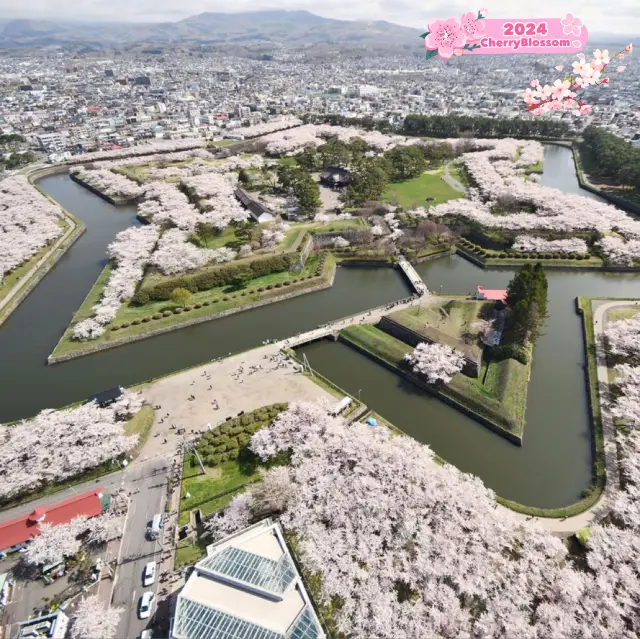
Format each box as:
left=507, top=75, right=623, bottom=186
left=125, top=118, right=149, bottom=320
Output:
left=0, top=0, right=637, bottom=33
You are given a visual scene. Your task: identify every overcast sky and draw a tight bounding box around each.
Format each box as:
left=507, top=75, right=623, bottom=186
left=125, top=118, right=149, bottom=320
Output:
left=1, top=0, right=638, bottom=34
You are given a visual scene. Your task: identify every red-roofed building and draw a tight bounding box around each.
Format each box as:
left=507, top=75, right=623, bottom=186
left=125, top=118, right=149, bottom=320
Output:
left=0, top=489, right=107, bottom=554
left=87, top=105, right=101, bottom=111
left=475, top=286, right=508, bottom=303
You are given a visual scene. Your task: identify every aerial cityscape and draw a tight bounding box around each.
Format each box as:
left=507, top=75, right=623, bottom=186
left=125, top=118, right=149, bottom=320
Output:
left=0, top=5, right=640, bottom=639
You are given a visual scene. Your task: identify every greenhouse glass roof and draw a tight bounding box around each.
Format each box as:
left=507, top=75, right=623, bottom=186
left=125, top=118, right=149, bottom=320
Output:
left=199, top=547, right=297, bottom=595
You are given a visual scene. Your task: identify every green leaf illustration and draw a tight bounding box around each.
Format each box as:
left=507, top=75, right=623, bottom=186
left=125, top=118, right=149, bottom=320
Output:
left=419, top=31, right=430, bottom=39
left=425, top=49, right=439, bottom=61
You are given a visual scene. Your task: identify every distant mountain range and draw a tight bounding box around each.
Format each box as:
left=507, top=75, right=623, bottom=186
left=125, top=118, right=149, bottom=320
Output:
left=0, top=11, right=635, bottom=52
left=0, top=10, right=420, bottom=50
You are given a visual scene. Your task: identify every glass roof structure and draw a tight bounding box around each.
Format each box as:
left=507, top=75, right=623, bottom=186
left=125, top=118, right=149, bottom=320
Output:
left=172, top=521, right=325, bottom=639
left=199, top=547, right=297, bottom=595
left=173, top=599, right=282, bottom=639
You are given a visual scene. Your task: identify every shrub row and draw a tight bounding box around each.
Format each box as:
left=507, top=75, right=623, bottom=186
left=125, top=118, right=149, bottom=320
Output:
left=144, top=253, right=299, bottom=301
left=489, top=343, right=530, bottom=365
left=196, top=403, right=288, bottom=466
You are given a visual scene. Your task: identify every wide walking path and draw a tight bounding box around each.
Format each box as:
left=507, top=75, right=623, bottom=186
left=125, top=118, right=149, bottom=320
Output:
left=442, top=161, right=467, bottom=194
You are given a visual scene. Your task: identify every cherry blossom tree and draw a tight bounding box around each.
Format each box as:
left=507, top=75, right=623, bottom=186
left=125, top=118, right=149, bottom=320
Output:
left=512, top=235, right=588, bottom=254
left=22, top=516, right=88, bottom=566
left=234, top=116, right=302, bottom=138
left=85, top=511, right=126, bottom=545
left=151, top=229, right=221, bottom=275
left=249, top=466, right=295, bottom=516
left=72, top=225, right=160, bottom=340
left=0, top=392, right=141, bottom=499
left=225, top=400, right=640, bottom=638
left=206, top=492, right=253, bottom=541
left=70, top=168, right=144, bottom=199
left=611, top=364, right=640, bottom=427
left=70, top=595, right=123, bottom=639
left=0, top=175, right=65, bottom=285
left=260, top=225, right=286, bottom=249
left=405, top=342, right=465, bottom=384
left=67, top=138, right=206, bottom=164
left=604, top=316, right=640, bottom=362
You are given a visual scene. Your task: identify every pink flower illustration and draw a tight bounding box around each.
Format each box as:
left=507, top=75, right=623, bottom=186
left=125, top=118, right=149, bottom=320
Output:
left=425, top=17, right=466, bottom=60
left=479, top=8, right=488, bottom=16
left=572, top=40, right=582, bottom=48
left=551, top=79, right=572, bottom=101
left=624, top=44, right=632, bottom=53
left=453, top=48, right=464, bottom=56
left=561, top=13, right=583, bottom=36
left=593, top=49, right=610, bottom=65
left=460, top=12, right=485, bottom=43
left=617, top=65, right=626, bottom=72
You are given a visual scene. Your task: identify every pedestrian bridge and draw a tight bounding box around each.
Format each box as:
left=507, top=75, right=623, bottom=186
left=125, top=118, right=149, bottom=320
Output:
left=396, top=257, right=429, bottom=295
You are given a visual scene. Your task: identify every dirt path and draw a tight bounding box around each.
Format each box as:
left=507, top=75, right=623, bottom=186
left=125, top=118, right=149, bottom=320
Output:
left=443, top=162, right=467, bottom=194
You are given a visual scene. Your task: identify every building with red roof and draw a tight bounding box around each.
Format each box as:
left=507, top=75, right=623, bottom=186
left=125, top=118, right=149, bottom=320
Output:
left=0, top=488, right=107, bottom=554
left=475, top=286, right=508, bottom=303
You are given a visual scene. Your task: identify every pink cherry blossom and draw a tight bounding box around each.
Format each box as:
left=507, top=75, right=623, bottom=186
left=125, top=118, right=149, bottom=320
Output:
left=522, top=88, right=539, bottom=106
left=551, top=79, right=572, bottom=101
left=554, top=65, right=564, bottom=71
left=453, top=48, right=464, bottom=56
left=560, top=13, right=583, bottom=36
left=624, top=43, right=632, bottom=53
left=617, top=66, right=626, bottom=72
left=593, top=48, right=611, bottom=65
left=479, top=7, right=488, bottom=15
left=425, top=17, right=466, bottom=60
left=460, top=11, right=486, bottom=43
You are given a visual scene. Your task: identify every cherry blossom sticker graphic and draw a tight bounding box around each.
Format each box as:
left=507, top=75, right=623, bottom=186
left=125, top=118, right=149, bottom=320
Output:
left=560, top=13, right=583, bottom=36
left=420, top=11, right=590, bottom=58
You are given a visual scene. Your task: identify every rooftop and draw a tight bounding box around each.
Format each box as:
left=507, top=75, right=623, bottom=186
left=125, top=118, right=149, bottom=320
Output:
left=172, top=520, right=324, bottom=639
left=0, top=489, right=105, bottom=552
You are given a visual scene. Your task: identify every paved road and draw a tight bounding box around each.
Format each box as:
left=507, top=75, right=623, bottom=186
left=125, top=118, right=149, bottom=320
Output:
left=112, top=457, right=171, bottom=639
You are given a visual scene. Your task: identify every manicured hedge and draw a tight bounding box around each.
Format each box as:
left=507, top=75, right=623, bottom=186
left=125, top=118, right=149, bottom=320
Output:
left=145, top=253, right=299, bottom=301
left=490, top=343, right=529, bottom=365
left=195, top=403, right=288, bottom=467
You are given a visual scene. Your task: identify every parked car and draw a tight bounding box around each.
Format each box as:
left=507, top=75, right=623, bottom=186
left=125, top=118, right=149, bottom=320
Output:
left=140, top=630, right=153, bottom=639
left=143, top=561, right=156, bottom=587
left=139, top=592, right=155, bottom=619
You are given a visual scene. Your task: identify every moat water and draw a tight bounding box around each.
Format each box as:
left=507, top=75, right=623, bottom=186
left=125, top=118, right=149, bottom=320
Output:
left=1, top=145, right=638, bottom=508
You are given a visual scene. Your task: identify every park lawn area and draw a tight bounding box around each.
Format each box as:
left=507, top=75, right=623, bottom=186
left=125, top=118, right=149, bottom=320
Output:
left=0, top=218, right=69, bottom=308
left=179, top=459, right=261, bottom=526
left=125, top=405, right=156, bottom=457
left=340, top=323, right=530, bottom=439
left=175, top=537, right=210, bottom=568
left=197, top=225, right=245, bottom=250
left=607, top=305, right=640, bottom=323
left=281, top=217, right=368, bottom=249
left=50, top=254, right=334, bottom=359
left=388, top=300, right=487, bottom=361
left=523, top=160, right=544, bottom=174
left=449, top=163, right=471, bottom=187
left=385, top=171, right=463, bottom=209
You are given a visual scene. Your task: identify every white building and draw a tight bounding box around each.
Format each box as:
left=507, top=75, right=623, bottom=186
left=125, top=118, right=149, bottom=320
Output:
left=171, top=520, right=325, bottom=639
left=18, top=611, right=69, bottom=639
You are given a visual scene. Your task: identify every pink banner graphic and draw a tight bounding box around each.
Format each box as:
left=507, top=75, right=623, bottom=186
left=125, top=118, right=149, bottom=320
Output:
left=420, top=11, right=589, bottom=60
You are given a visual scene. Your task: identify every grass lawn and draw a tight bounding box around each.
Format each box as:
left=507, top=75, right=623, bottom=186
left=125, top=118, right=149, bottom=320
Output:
left=385, top=171, right=463, bottom=209
left=0, top=218, right=69, bottom=308
left=388, top=300, right=487, bottom=361
left=175, top=536, right=210, bottom=568
left=607, top=306, right=640, bottom=323
left=340, top=323, right=530, bottom=438
left=50, top=254, right=334, bottom=359
left=125, top=405, right=156, bottom=457
left=523, top=160, right=544, bottom=174
left=282, top=218, right=368, bottom=249
left=179, top=459, right=261, bottom=526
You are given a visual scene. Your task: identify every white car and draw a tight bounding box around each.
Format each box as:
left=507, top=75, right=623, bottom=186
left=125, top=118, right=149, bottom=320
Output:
left=140, top=631, right=153, bottom=639
left=139, top=592, right=155, bottom=619
left=143, top=561, right=156, bottom=587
